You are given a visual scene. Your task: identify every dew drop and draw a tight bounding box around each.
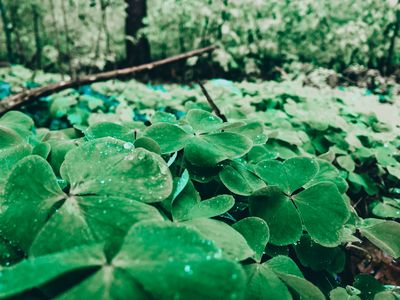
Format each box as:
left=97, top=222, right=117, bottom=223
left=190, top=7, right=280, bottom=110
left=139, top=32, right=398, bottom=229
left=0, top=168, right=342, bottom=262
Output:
left=123, top=142, right=134, bottom=150
left=138, top=152, right=146, bottom=160
left=184, top=265, right=193, bottom=275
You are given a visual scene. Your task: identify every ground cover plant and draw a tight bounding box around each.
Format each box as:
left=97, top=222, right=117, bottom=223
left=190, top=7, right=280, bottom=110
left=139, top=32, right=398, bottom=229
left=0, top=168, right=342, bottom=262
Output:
left=0, top=66, right=399, bottom=299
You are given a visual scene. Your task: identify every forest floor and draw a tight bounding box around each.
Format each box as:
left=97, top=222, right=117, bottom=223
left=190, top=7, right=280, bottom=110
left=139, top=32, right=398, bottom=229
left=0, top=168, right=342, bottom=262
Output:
left=1, top=65, right=399, bottom=287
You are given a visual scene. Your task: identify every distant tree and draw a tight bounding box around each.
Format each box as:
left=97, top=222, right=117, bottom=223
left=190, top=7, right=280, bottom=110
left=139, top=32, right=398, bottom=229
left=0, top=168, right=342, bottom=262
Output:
left=125, top=0, right=150, bottom=66
left=0, top=0, right=13, bottom=63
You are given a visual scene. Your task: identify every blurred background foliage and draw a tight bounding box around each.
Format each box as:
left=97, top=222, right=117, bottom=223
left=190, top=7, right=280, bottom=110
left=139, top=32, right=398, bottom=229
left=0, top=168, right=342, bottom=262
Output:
left=0, top=0, right=399, bottom=79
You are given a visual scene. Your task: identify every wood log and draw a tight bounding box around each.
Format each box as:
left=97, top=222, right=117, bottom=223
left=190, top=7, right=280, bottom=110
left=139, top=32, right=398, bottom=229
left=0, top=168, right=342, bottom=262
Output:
left=0, top=45, right=216, bottom=113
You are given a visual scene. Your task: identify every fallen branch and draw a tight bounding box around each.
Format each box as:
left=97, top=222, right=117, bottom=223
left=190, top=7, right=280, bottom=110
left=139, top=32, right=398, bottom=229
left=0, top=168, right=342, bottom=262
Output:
left=197, top=80, right=227, bottom=122
left=0, top=45, right=217, bottom=113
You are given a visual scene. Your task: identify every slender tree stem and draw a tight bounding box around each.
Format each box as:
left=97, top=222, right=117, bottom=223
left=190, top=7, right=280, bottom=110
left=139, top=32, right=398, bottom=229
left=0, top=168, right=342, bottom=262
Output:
left=49, top=0, right=64, bottom=78
left=32, top=4, right=42, bottom=70
left=0, top=0, right=13, bottom=63
left=385, top=10, right=400, bottom=75
left=60, top=0, right=73, bottom=77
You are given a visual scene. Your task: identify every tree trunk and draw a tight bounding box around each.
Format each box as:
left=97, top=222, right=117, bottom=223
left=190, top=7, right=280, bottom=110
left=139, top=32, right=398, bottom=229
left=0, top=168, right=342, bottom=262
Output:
left=125, top=0, right=150, bottom=66
left=385, top=10, right=400, bottom=75
left=48, top=0, right=64, bottom=78
left=60, top=0, right=74, bottom=77
left=32, top=4, right=42, bottom=69
left=0, top=0, right=13, bottom=63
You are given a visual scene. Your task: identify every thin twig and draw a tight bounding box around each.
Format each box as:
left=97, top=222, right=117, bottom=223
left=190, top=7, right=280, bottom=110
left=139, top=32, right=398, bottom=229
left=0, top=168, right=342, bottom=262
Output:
left=0, top=45, right=217, bottom=113
left=60, top=0, right=73, bottom=77
left=197, top=80, right=227, bottom=122
left=48, top=0, right=64, bottom=79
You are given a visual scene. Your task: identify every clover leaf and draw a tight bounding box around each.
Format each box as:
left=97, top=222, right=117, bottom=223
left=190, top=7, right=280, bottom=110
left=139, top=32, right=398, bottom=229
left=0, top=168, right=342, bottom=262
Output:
left=0, top=112, right=35, bottom=188
left=251, top=157, right=350, bottom=246
left=371, top=197, right=400, bottom=219
left=0, top=137, right=173, bottom=256
left=85, top=122, right=136, bottom=142
left=223, top=121, right=268, bottom=145
left=170, top=179, right=253, bottom=261
left=183, top=109, right=224, bottom=134
left=232, top=217, right=269, bottom=263
left=182, top=218, right=254, bottom=261
left=184, top=132, right=252, bottom=166
left=0, top=222, right=247, bottom=300
left=294, top=234, right=346, bottom=273
left=173, top=193, right=234, bottom=221
left=244, top=255, right=324, bottom=300
left=0, top=111, right=35, bottom=139
left=329, top=287, right=361, bottom=300
left=143, top=109, right=252, bottom=166
left=0, top=244, right=106, bottom=298
left=255, top=157, right=319, bottom=194
left=358, top=219, right=400, bottom=258
left=219, top=161, right=266, bottom=196
left=305, top=159, right=349, bottom=193
left=60, top=137, right=173, bottom=202
left=142, top=123, right=190, bottom=153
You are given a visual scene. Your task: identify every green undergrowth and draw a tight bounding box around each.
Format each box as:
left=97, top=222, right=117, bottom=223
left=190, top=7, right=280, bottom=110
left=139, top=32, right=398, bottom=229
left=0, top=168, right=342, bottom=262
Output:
left=0, top=66, right=399, bottom=299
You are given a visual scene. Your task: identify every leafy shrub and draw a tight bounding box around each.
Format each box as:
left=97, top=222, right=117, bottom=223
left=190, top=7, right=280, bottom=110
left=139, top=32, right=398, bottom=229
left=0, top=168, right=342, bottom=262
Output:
left=144, top=0, right=400, bottom=76
left=1, top=1, right=399, bottom=76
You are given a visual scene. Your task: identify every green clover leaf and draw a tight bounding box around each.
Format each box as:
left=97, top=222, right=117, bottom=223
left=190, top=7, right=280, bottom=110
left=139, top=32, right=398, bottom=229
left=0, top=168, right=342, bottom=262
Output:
left=0, top=137, right=173, bottom=256
left=294, top=234, right=346, bottom=273
left=85, top=122, right=137, bottom=142
left=255, top=157, right=319, bottom=194
left=143, top=109, right=252, bottom=166
left=244, top=255, right=324, bottom=300
left=0, top=112, right=35, bottom=188
left=232, top=217, right=269, bottom=263
left=0, top=244, right=106, bottom=298
left=183, top=109, right=224, bottom=134
left=329, top=287, right=361, bottom=300
left=251, top=157, right=350, bottom=246
left=0, top=222, right=246, bottom=300
left=358, top=219, right=400, bottom=258
left=0, top=111, right=35, bottom=139
left=182, top=218, right=254, bottom=261
left=219, top=161, right=266, bottom=196
left=305, top=159, right=348, bottom=193
left=371, top=197, right=400, bottom=219
left=223, top=121, right=268, bottom=145
left=60, top=137, right=173, bottom=202
left=170, top=180, right=252, bottom=261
